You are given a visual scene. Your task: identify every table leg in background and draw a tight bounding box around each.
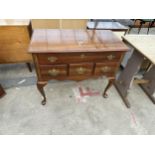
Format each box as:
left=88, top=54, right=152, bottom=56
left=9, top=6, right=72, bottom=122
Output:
left=0, top=84, right=6, bottom=98
left=139, top=65, right=155, bottom=104
left=103, top=78, right=115, bottom=98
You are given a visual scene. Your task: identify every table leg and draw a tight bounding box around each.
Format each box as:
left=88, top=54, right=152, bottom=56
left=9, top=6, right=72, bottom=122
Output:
left=26, top=63, right=32, bottom=72
left=103, top=78, right=114, bottom=98
left=138, top=21, right=143, bottom=34
left=139, top=65, right=155, bottom=104
left=147, top=21, right=155, bottom=34
left=115, top=50, right=144, bottom=108
left=0, top=84, right=6, bottom=98
left=37, top=82, right=47, bottom=105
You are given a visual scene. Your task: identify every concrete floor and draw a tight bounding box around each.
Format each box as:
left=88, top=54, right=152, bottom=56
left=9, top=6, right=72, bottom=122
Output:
left=1, top=78, right=155, bottom=134
left=0, top=28, right=155, bottom=135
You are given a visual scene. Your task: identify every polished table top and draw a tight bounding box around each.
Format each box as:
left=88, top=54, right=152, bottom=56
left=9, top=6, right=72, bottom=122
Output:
left=29, top=29, right=128, bottom=53
left=122, top=35, right=155, bottom=64
left=87, top=21, right=128, bottom=31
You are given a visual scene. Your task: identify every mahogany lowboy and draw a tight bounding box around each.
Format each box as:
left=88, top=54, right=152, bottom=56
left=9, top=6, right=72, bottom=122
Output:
left=29, top=29, right=128, bottom=105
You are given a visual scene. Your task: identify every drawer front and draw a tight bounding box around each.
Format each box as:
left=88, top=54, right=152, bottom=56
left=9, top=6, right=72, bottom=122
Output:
left=69, top=63, right=93, bottom=76
left=39, top=64, right=67, bottom=80
left=94, top=62, right=118, bottom=76
left=37, top=52, right=122, bottom=65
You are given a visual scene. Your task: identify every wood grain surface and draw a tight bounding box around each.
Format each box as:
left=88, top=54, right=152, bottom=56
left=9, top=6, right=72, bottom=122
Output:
left=0, top=20, right=32, bottom=63
left=30, top=29, right=128, bottom=105
left=29, top=29, right=128, bottom=53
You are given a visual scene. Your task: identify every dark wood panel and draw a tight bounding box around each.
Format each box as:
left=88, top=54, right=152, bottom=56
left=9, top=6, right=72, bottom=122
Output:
left=0, top=84, right=6, bottom=98
left=39, top=64, right=67, bottom=80
left=37, top=52, right=122, bottom=65
left=69, top=63, right=93, bottom=76
left=94, top=62, right=118, bottom=76
left=29, top=29, right=128, bottom=105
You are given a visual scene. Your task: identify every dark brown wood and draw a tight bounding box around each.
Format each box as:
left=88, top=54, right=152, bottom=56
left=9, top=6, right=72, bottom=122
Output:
left=29, top=29, right=128, bottom=105
left=37, top=82, right=47, bottom=105
left=0, top=84, right=6, bottom=98
left=103, top=78, right=115, bottom=98
left=32, top=54, right=42, bottom=81
left=29, top=30, right=128, bottom=53
left=26, top=63, right=32, bottom=72
left=27, top=20, right=33, bottom=38
left=94, top=62, right=118, bottom=76
left=39, top=64, right=68, bottom=80
left=37, top=52, right=122, bottom=65
left=69, top=63, right=93, bottom=76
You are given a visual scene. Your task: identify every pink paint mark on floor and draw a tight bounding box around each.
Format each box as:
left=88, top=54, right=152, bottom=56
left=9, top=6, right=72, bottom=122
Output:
left=129, top=110, right=137, bottom=126
left=78, top=86, right=100, bottom=97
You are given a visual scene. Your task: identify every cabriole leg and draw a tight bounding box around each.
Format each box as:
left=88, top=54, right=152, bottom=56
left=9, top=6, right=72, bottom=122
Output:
left=37, top=82, right=47, bottom=105
left=103, top=78, right=114, bottom=98
left=26, top=62, right=32, bottom=72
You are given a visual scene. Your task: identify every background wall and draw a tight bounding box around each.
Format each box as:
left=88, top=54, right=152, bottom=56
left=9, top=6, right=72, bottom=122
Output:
left=31, top=19, right=88, bottom=29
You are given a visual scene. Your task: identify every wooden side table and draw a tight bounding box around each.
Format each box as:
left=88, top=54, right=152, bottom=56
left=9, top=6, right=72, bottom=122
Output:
left=115, top=35, right=155, bottom=108
left=0, top=19, right=33, bottom=72
left=29, top=29, right=128, bottom=105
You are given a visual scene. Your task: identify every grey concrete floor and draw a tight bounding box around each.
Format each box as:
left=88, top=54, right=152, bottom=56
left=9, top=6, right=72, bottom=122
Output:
left=0, top=28, right=155, bottom=135
left=1, top=78, right=155, bottom=135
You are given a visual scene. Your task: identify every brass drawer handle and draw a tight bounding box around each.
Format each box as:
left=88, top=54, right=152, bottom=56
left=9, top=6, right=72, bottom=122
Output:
left=107, top=54, right=115, bottom=60
left=76, top=67, right=87, bottom=75
left=47, top=56, right=58, bottom=62
left=48, top=69, right=60, bottom=76
left=80, top=54, right=86, bottom=59
left=101, top=66, right=111, bottom=72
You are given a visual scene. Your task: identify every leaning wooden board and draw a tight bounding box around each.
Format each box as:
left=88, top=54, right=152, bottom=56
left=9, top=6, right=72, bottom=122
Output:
left=115, top=35, right=155, bottom=108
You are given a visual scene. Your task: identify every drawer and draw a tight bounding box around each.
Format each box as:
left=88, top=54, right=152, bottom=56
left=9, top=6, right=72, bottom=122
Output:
left=69, top=63, right=93, bottom=76
left=94, top=62, right=118, bottom=76
left=39, top=64, right=67, bottom=79
left=37, top=52, right=122, bottom=65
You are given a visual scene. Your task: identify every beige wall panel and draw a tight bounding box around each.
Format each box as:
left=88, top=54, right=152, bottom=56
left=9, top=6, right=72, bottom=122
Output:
left=31, top=19, right=88, bottom=29
left=60, top=19, right=87, bottom=29
left=31, top=19, right=59, bottom=29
